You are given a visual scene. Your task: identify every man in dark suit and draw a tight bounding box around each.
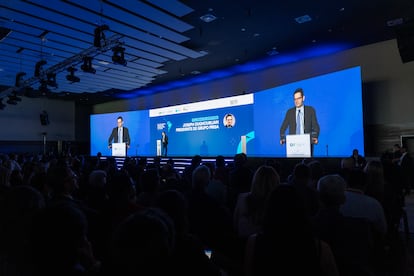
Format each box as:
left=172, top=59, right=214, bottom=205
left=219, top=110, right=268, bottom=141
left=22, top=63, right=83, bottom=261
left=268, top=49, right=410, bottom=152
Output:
left=350, top=148, right=366, bottom=168
left=280, top=88, right=320, bottom=154
left=161, top=131, right=168, bottom=157
left=108, top=116, right=130, bottom=150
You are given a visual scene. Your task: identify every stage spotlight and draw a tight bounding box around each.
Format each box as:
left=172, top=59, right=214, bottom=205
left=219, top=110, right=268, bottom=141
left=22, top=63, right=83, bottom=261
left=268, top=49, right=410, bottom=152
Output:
left=112, top=46, right=127, bottom=65
left=47, top=72, right=58, bottom=87
left=0, top=98, right=6, bottom=110
left=39, top=80, right=50, bottom=96
left=34, top=60, right=47, bottom=77
left=94, top=24, right=109, bottom=47
left=66, top=66, right=80, bottom=83
left=81, top=56, right=96, bottom=74
left=15, top=72, right=26, bottom=87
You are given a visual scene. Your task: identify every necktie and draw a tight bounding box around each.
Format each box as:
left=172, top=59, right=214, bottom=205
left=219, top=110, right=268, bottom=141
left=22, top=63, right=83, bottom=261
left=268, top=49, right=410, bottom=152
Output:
left=296, top=109, right=301, bottom=134
left=118, top=127, right=122, bottom=142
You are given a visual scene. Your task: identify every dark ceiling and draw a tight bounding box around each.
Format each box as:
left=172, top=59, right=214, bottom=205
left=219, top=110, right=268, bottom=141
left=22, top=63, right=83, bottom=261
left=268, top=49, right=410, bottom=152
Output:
left=0, top=0, right=413, bottom=106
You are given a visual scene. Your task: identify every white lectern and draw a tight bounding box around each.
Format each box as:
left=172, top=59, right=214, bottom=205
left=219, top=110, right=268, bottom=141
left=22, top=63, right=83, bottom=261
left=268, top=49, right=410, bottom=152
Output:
left=241, top=135, right=247, bottom=154
left=286, top=134, right=311, bottom=158
left=112, top=142, right=126, bottom=157
left=156, top=139, right=161, bottom=156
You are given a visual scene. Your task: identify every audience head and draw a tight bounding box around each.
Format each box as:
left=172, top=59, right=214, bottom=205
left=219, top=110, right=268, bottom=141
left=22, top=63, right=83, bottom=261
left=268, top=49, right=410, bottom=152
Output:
left=28, top=203, right=88, bottom=275
left=88, top=169, right=107, bottom=189
left=107, top=170, right=136, bottom=204
left=262, top=184, right=308, bottom=236
left=191, top=164, right=211, bottom=191
left=190, top=155, right=202, bottom=167
left=139, top=168, right=160, bottom=193
left=233, top=153, right=247, bottom=167
left=352, top=148, right=359, bottom=156
left=393, top=143, right=401, bottom=152
left=291, top=163, right=311, bottom=185
left=110, top=207, right=175, bottom=275
left=215, top=155, right=226, bottom=168
left=46, top=163, right=79, bottom=197
left=317, top=174, right=346, bottom=207
left=308, top=160, right=324, bottom=180
left=250, top=165, right=280, bottom=199
left=156, top=189, right=189, bottom=237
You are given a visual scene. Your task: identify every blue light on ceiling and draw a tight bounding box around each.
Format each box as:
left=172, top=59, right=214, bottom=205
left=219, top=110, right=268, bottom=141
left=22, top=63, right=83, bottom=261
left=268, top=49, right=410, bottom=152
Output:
left=117, top=42, right=352, bottom=99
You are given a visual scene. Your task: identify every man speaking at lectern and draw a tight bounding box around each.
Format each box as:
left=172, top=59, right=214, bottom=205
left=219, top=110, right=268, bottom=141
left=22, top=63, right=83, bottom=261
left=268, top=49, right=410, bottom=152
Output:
left=108, top=116, right=131, bottom=150
left=280, top=88, right=320, bottom=152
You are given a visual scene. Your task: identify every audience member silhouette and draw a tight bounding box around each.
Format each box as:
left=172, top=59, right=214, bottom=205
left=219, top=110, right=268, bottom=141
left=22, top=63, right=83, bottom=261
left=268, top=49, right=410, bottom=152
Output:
left=187, top=165, right=234, bottom=252
left=156, top=189, right=223, bottom=276
left=339, top=169, right=388, bottom=239
left=313, top=174, right=376, bottom=276
left=233, top=165, right=280, bottom=239
left=244, top=184, right=338, bottom=276
left=351, top=148, right=367, bottom=169
left=288, top=162, right=320, bottom=217
left=106, top=207, right=175, bottom=276
left=228, top=153, right=254, bottom=212
left=136, top=168, right=161, bottom=207
left=363, top=160, right=386, bottom=205
left=0, top=185, right=45, bottom=276
left=182, top=155, right=202, bottom=191
left=204, top=162, right=227, bottom=205
left=27, top=202, right=101, bottom=276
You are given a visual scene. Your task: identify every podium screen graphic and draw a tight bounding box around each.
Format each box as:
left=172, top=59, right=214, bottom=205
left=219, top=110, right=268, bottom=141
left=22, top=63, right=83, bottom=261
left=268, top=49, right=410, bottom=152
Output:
left=91, top=66, right=364, bottom=157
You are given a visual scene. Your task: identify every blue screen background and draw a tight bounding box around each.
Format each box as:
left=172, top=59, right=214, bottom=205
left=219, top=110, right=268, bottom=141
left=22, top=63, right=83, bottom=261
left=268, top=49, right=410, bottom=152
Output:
left=150, top=105, right=254, bottom=156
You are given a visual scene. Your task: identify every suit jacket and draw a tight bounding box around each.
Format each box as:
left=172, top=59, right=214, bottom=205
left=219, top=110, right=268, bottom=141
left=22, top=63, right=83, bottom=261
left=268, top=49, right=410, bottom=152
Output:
left=280, top=105, right=320, bottom=140
left=162, top=135, right=168, bottom=146
left=108, top=127, right=130, bottom=146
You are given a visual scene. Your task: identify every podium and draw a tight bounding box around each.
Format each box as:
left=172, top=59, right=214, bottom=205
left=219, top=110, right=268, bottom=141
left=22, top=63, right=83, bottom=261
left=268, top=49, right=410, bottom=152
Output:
left=241, top=135, right=247, bottom=154
left=112, top=142, right=126, bottom=157
left=156, top=139, right=161, bottom=156
left=286, top=134, right=311, bottom=158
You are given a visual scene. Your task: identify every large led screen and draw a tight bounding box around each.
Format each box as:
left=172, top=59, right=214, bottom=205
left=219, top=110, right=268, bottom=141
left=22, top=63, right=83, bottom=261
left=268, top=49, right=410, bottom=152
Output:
left=90, top=66, right=364, bottom=158
left=90, top=110, right=151, bottom=157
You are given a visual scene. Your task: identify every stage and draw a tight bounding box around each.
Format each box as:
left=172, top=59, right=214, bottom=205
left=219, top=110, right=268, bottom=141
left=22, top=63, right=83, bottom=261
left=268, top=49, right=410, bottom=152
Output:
left=98, top=155, right=345, bottom=181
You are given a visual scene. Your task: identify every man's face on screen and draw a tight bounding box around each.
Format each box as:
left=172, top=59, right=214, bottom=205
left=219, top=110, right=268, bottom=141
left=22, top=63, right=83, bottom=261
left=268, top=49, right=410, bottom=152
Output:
left=294, top=92, right=305, bottom=108
left=226, top=115, right=233, bottom=126
left=117, top=119, right=123, bottom=127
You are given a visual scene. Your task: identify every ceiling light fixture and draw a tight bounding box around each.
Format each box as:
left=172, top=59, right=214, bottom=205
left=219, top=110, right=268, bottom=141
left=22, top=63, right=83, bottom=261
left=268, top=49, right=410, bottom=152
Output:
left=47, top=72, right=58, bottom=88
left=66, top=66, right=80, bottom=83
left=295, top=14, right=312, bottom=24
left=94, top=24, right=109, bottom=47
left=34, top=60, right=47, bottom=77
left=200, top=14, right=217, bottom=23
left=81, top=56, right=96, bottom=74
left=112, top=46, right=127, bottom=65
left=39, top=81, right=50, bottom=96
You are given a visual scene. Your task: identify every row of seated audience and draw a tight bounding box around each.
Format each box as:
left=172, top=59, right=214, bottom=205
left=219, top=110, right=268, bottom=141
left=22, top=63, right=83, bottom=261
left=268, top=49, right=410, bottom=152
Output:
left=0, top=147, right=412, bottom=276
